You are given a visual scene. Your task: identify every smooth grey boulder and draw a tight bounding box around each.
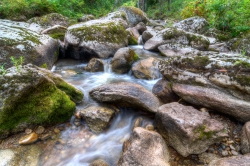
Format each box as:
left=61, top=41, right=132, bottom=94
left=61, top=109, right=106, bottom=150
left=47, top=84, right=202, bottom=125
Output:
left=173, top=16, right=209, bottom=34
left=209, top=153, right=250, bottom=166
left=64, top=19, right=128, bottom=60
left=144, top=28, right=210, bottom=51
left=142, top=28, right=158, bottom=43
left=0, top=19, right=59, bottom=69
left=111, top=47, right=139, bottom=74
left=241, top=121, right=250, bottom=154
left=132, top=57, right=161, bottom=80
left=118, top=6, right=148, bottom=26
left=80, top=106, right=115, bottom=133
left=0, top=64, right=83, bottom=139
left=89, top=82, right=162, bottom=113
left=118, top=127, right=170, bottom=166
left=155, top=102, right=228, bottom=157
left=84, top=58, right=104, bottom=72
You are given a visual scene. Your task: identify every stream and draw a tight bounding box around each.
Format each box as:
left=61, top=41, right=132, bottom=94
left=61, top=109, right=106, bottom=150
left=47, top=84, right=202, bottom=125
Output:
left=41, top=45, right=164, bottom=166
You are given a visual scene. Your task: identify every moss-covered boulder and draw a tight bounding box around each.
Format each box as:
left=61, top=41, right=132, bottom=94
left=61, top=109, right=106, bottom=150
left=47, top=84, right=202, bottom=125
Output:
left=104, top=11, right=129, bottom=29
left=227, top=32, right=250, bottom=56
left=118, top=6, right=148, bottom=27
left=158, top=53, right=250, bottom=122
left=64, top=19, right=128, bottom=60
left=0, top=19, right=59, bottom=70
left=144, top=28, right=210, bottom=51
left=0, top=64, right=83, bottom=139
left=111, top=47, right=139, bottom=74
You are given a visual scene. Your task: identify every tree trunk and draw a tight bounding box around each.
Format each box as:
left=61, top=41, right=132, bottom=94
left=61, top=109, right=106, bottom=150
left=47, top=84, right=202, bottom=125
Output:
left=168, top=0, right=171, bottom=11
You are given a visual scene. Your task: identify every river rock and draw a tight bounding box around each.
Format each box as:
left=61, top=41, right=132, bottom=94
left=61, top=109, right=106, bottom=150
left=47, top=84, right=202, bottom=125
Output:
left=209, top=153, right=250, bottom=166
left=158, top=53, right=250, bottom=122
left=19, top=132, right=38, bottom=145
left=144, top=27, right=210, bottom=51
left=111, top=47, right=139, bottom=74
left=89, top=82, right=162, bottom=113
left=104, top=11, right=129, bottom=29
left=118, top=6, right=148, bottom=26
left=0, top=64, right=83, bottom=139
left=132, top=57, right=161, bottom=80
left=173, top=16, right=209, bottom=34
left=84, top=58, right=104, bottom=72
left=142, top=27, right=158, bottom=43
left=135, top=22, right=147, bottom=34
left=90, top=159, right=109, bottom=166
left=155, top=102, right=228, bottom=157
left=35, top=126, right=45, bottom=134
left=132, top=117, right=143, bottom=130
left=0, top=19, right=59, bottom=70
left=152, top=79, right=179, bottom=103
left=80, top=106, right=115, bottom=133
left=64, top=19, right=128, bottom=60
left=78, top=14, right=95, bottom=22
left=118, top=127, right=170, bottom=166
left=126, top=27, right=140, bottom=40
left=241, top=121, right=250, bottom=154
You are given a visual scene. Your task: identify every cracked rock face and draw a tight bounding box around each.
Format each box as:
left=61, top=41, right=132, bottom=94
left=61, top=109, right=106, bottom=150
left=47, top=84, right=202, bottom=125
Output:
left=155, top=102, right=228, bottom=157
left=158, top=53, right=250, bottom=122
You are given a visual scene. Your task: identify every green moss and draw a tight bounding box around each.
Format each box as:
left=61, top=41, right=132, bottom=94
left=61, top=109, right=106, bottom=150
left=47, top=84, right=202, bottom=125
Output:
left=0, top=81, right=76, bottom=134
left=181, top=56, right=210, bottom=70
left=40, top=63, right=48, bottom=69
left=134, top=53, right=139, bottom=61
left=195, top=125, right=214, bottom=139
left=49, top=32, right=65, bottom=41
left=234, top=75, right=250, bottom=87
left=128, top=36, right=138, bottom=45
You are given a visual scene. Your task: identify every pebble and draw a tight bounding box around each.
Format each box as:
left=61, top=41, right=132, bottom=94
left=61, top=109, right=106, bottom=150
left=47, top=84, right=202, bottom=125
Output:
left=25, top=128, right=32, bottom=134
left=74, top=111, right=81, bottom=119
left=54, top=128, right=60, bottom=134
left=229, top=145, right=235, bottom=150
left=40, top=133, right=51, bottom=141
left=221, top=150, right=228, bottom=157
left=220, top=144, right=226, bottom=150
left=145, top=124, right=154, bottom=131
left=132, top=117, right=143, bottom=130
left=19, top=132, right=38, bottom=145
left=35, top=126, right=45, bottom=134
left=231, top=150, right=238, bottom=156
left=227, top=140, right=234, bottom=144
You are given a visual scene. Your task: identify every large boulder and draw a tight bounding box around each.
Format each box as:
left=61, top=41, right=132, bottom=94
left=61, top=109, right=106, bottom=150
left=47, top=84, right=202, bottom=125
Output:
left=209, top=154, right=250, bottom=166
left=0, top=19, right=59, bottom=70
left=135, top=22, right=147, bottom=34
left=111, top=47, right=139, bottom=74
left=118, top=127, right=170, bottom=166
left=144, top=28, right=210, bottom=51
left=64, top=19, right=128, bottom=60
left=0, top=64, right=83, bottom=139
left=80, top=106, right=115, bottom=133
left=118, top=6, right=148, bottom=26
left=84, top=58, right=104, bottom=72
left=158, top=53, right=250, bottom=122
left=241, top=121, right=250, bottom=154
left=89, top=82, right=162, bottom=113
left=104, top=11, right=129, bottom=29
left=132, top=57, right=161, bottom=80
left=155, top=102, right=228, bottom=157
left=173, top=16, right=209, bottom=34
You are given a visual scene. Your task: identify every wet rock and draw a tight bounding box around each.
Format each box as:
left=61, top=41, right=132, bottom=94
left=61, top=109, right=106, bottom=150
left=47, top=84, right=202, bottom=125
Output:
left=0, top=19, right=59, bottom=70
left=209, top=153, right=250, bottom=166
left=158, top=44, right=201, bottom=57
left=65, top=19, right=128, bottom=60
left=118, top=127, right=170, bottom=166
left=142, top=28, right=157, bottom=43
left=73, top=118, right=81, bottom=126
left=19, top=133, right=38, bottom=145
left=241, top=121, right=250, bottom=154
left=155, top=102, right=228, bottom=157
left=111, top=47, right=138, bottom=74
left=89, top=82, right=162, bottom=113
left=126, top=27, right=140, bottom=40
left=132, top=117, right=143, bottom=130
left=152, top=79, right=179, bottom=103
left=84, top=58, right=104, bottom=72
left=78, top=14, right=95, bottom=22
left=90, top=159, right=109, bottom=166
left=135, top=22, right=147, bottom=34
left=144, top=28, right=210, bottom=51
left=35, top=126, right=45, bottom=134
left=80, top=106, right=115, bottom=133
left=145, top=124, right=154, bottom=131
left=132, top=57, right=161, bottom=80
left=0, top=64, right=83, bottom=139
left=118, top=6, right=148, bottom=26
left=173, top=16, right=209, bottom=34
left=158, top=53, right=250, bottom=122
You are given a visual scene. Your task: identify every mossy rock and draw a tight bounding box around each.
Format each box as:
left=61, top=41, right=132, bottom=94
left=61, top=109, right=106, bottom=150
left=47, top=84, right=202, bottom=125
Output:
left=0, top=19, right=59, bottom=70
left=227, top=32, right=250, bottom=56
left=65, top=19, right=128, bottom=60
left=0, top=64, right=83, bottom=139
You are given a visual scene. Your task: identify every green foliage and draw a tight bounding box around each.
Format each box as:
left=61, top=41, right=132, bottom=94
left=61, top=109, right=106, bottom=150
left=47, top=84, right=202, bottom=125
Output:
left=10, top=56, right=24, bottom=72
left=0, top=64, right=7, bottom=75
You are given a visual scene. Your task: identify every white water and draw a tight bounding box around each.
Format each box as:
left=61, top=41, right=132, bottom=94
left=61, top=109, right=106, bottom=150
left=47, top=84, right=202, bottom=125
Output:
left=43, top=47, right=161, bottom=166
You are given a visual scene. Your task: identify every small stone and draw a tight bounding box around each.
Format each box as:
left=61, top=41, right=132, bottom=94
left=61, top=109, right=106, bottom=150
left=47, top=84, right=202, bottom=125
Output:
left=145, top=124, right=154, bottom=131
left=231, top=150, right=238, bottom=156
left=89, top=159, right=109, bottom=166
left=75, top=111, right=81, bottom=119
left=221, top=144, right=226, bottom=150
left=221, top=150, right=228, bottom=157
left=207, top=147, right=215, bottom=153
left=54, top=128, right=60, bottom=134
left=235, top=138, right=240, bottom=142
left=40, top=133, right=51, bottom=141
left=57, top=139, right=66, bottom=145
left=19, top=133, right=38, bottom=145
left=25, top=128, right=32, bottom=134
left=229, top=145, right=236, bottom=150
left=227, top=140, right=234, bottom=144
left=228, top=151, right=232, bottom=155
left=35, top=126, right=45, bottom=134
left=132, top=117, right=143, bottom=130
left=226, top=147, right=230, bottom=151
left=74, top=118, right=81, bottom=126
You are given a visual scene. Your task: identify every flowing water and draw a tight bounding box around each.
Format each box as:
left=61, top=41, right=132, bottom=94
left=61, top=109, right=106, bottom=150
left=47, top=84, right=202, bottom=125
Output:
left=41, top=46, right=163, bottom=166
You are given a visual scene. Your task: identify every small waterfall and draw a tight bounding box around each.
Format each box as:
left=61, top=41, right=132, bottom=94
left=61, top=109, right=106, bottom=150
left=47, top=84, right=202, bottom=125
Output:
left=102, top=58, right=112, bottom=73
